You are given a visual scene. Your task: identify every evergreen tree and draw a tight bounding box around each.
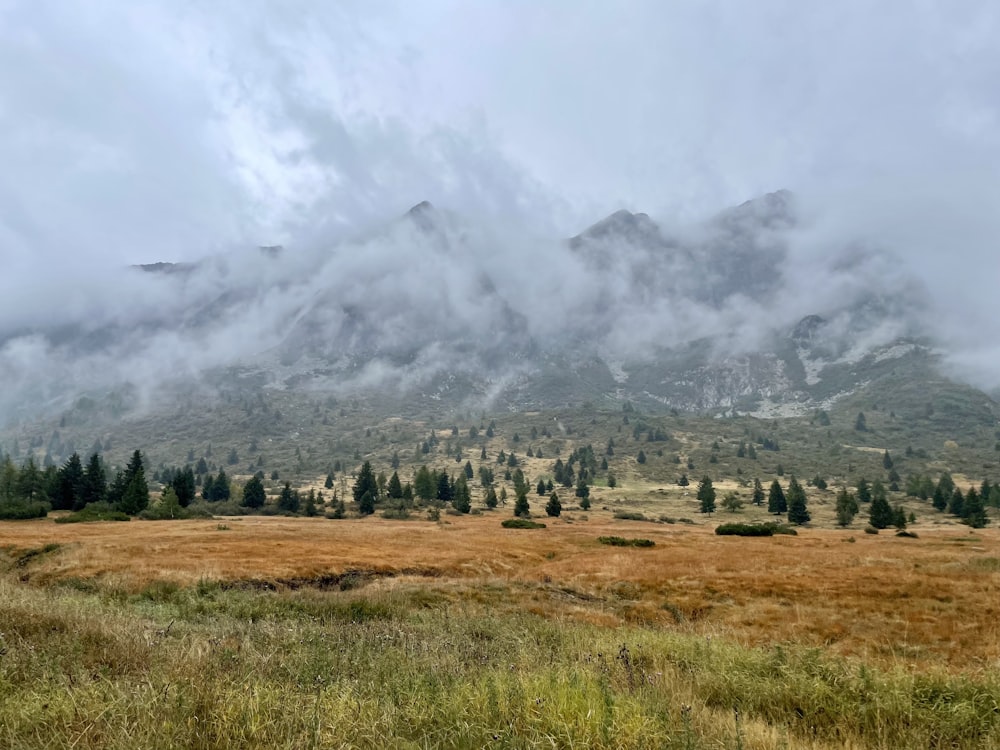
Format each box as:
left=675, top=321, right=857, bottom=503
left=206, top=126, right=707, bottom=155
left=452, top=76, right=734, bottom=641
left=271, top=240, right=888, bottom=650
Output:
left=545, top=492, right=562, bottom=517
left=937, top=472, right=955, bottom=500
left=278, top=482, right=300, bottom=513
left=80, top=453, right=107, bottom=508
left=893, top=505, right=908, bottom=530
left=767, top=480, right=787, bottom=515
left=607, top=472, right=617, bottom=488
left=464, top=461, right=474, bottom=480
left=324, top=473, right=334, bottom=489
left=751, top=478, right=765, bottom=506
left=358, top=490, right=375, bottom=516
left=932, top=484, right=948, bottom=511
left=484, top=486, right=498, bottom=509
left=211, top=469, right=231, bottom=502
left=353, top=461, right=379, bottom=507
left=436, top=472, right=453, bottom=503
left=172, top=465, right=196, bottom=508
left=452, top=476, right=471, bottom=513
left=854, top=412, right=868, bottom=432
left=856, top=478, right=872, bottom=503
left=636, top=449, right=647, bottom=465
left=119, top=464, right=149, bottom=515
left=536, top=479, right=547, bottom=496
left=697, top=476, right=716, bottom=514
left=242, top=475, right=266, bottom=508
left=835, top=487, right=859, bottom=527
left=964, top=486, right=989, bottom=528
left=387, top=471, right=403, bottom=499
left=882, top=450, right=893, bottom=469
left=869, top=489, right=894, bottom=529
left=575, top=476, right=590, bottom=499
left=948, top=487, right=965, bottom=517
left=201, top=473, right=216, bottom=502
left=15, top=457, right=45, bottom=503
left=786, top=476, right=810, bottom=525
left=304, top=489, right=318, bottom=517
left=54, top=453, right=84, bottom=511
left=513, top=490, right=530, bottom=518
left=414, top=465, right=436, bottom=501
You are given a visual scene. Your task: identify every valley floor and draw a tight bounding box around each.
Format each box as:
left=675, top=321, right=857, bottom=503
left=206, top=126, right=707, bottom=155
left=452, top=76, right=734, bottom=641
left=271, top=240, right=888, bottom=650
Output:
left=1, top=513, right=999, bottom=748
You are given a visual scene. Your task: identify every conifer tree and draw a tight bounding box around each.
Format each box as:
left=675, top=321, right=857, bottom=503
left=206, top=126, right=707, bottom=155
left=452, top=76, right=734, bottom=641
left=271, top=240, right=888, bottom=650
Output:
left=856, top=478, right=872, bottom=503
left=751, top=478, right=765, bottom=506
left=948, top=487, right=965, bottom=517
left=697, top=476, right=716, bottom=514
left=54, top=453, right=84, bottom=511
left=484, top=485, right=498, bottom=509
left=536, top=479, right=547, bottom=496
left=211, top=469, right=231, bottom=502
left=786, top=476, right=810, bottom=525
left=387, top=471, right=403, bottom=499
left=81, top=453, right=107, bottom=508
left=835, top=487, right=859, bottom=527
left=353, top=461, right=379, bottom=506
left=767, top=480, right=786, bottom=515
left=452, top=476, right=471, bottom=513
left=242, top=475, right=266, bottom=509
left=963, top=486, right=989, bottom=528
left=172, top=465, right=196, bottom=508
left=513, top=489, right=530, bottom=517
left=869, top=488, right=894, bottom=529
left=278, top=482, right=300, bottom=513
left=545, top=492, right=561, bottom=517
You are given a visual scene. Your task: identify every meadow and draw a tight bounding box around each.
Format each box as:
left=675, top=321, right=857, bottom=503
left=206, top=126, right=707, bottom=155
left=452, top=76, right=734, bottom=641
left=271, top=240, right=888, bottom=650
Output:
left=1, top=511, right=999, bottom=748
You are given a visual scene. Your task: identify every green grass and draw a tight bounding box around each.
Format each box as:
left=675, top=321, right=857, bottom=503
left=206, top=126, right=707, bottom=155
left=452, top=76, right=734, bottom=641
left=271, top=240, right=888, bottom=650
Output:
left=0, top=575, right=998, bottom=749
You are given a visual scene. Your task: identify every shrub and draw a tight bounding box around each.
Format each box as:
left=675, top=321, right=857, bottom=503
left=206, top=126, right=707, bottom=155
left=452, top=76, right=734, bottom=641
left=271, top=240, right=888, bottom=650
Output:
left=715, top=522, right=799, bottom=537
left=597, top=536, right=655, bottom=547
left=55, top=502, right=130, bottom=524
left=864, top=525, right=879, bottom=535
left=613, top=510, right=647, bottom=521
left=501, top=518, right=546, bottom=529
left=0, top=501, right=49, bottom=520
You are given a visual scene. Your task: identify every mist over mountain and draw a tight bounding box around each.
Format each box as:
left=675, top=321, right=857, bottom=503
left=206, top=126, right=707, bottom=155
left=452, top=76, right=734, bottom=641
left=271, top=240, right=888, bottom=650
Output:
left=0, top=188, right=958, bottom=426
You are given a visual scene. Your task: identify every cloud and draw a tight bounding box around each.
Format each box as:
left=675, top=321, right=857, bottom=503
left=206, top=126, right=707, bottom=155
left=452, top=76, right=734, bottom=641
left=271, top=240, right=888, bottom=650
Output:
left=1, top=0, right=1000, bottom=416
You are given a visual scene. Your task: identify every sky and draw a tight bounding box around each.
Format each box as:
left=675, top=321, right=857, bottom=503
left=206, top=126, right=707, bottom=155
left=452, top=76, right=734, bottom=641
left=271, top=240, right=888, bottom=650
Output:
left=0, top=0, right=999, bottom=397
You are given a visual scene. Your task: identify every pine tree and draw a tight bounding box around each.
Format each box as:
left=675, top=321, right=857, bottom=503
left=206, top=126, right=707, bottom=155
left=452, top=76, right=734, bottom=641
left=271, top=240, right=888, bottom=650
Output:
left=54, top=453, right=84, bottom=511
left=278, top=482, right=300, bottom=513
left=172, top=465, right=196, bottom=508
left=882, top=450, right=893, bottom=469
left=636, top=449, right=647, bottom=465
left=436, top=472, right=453, bottom=502
left=358, top=490, right=375, bottom=516
left=513, top=490, right=530, bottom=518
left=387, top=471, right=403, bottom=499
left=697, top=476, right=716, bottom=514
left=452, top=476, right=471, bottom=513
left=856, top=478, right=872, bottom=503
left=324, top=473, right=334, bottom=489
left=607, top=472, right=617, bottom=488
left=963, top=486, right=989, bottom=528
left=211, top=469, right=231, bottom=502
left=869, top=488, right=894, bottom=529
left=767, top=480, right=786, bottom=515
left=932, top=484, right=948, bottom=511
left=353, top=461, right=379, bottom=506
left=81, top=453, right=107, bottom=508
left=484, top=486, right=498, bottom=509
left=751, top=478, right=765, bottom=506
left=464, top=461, right=474, bottom=479
left=536, top=479, right=547, bottom=496
left=835, top=487, right=859, bottom=527
left=948, top=487, right=965, bottom=517
left=545, top=492, right=562, bottom=517
left=119, top=463, right=149, bottom=515
left=786, top=476, right=810, bottom=525
left=242, top=475, right=266, bottom=508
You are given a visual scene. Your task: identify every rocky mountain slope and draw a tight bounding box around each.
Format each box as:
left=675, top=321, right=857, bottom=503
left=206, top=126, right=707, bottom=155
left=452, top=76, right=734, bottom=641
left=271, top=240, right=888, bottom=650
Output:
left=0, top=191, right=991, bottom=433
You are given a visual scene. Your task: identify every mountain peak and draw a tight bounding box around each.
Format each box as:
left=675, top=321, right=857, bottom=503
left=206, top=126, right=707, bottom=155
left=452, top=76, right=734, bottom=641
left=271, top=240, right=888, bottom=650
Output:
left=572, top=208, right=662, bottom=246
left=404, top=200, right=439, bottom=232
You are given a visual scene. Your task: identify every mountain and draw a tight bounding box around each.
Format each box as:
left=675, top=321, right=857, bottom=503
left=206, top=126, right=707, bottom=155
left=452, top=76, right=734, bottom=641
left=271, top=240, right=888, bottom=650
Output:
left=0, top=190, right=995, bottom=450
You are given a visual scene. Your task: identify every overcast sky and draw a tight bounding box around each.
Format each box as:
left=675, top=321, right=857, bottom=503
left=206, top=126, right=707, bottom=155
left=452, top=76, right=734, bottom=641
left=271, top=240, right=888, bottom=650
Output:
left=1, top=1, right=998, bottom=376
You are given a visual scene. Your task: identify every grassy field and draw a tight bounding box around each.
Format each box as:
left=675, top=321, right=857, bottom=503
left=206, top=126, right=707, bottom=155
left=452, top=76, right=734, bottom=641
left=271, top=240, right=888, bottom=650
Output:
left=2, top=513, right=999, bottom=748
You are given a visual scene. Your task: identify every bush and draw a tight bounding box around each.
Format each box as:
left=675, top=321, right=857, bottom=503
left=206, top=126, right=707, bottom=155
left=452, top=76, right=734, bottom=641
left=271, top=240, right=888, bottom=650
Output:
left=55, top=502, right=130, bottom=524
left=597, top=536, right=655, bottom=547
left=715, top=523, right=774, bottom=537
left=864, top=525, right=879, bottom=535
left=896, top=530, right=919, bottom=538
left=715, top=522, right=799, bottom=537
left=501, top=518, right=546, bottom=529
left=613, top=510, right=647, bottom=521
left=0, top=501, right=49, bottom=520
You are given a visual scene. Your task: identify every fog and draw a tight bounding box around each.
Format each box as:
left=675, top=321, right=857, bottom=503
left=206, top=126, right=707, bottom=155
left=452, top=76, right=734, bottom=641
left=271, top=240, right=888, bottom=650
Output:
left=1, top=1, right=999, bottom=420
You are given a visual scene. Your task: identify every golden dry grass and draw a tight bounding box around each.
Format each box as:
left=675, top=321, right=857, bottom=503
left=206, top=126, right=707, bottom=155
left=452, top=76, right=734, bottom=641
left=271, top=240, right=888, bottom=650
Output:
left=2, top=512, right=999, bottom=671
